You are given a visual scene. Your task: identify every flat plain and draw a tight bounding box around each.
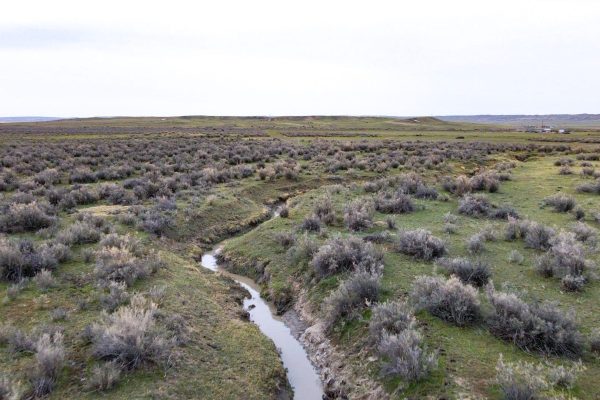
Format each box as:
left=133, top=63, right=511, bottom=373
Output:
left=1, top=116, right=600, bottom=399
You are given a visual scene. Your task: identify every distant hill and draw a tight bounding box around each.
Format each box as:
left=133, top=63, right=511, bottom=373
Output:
left=437, top=114, right=600, bottom=129
left=0, top=116, right=62, bottom=123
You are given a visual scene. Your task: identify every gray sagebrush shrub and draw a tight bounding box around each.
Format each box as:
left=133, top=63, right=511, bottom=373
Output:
left=459, top=195, right=518, bottom=220
left=458, top=194, right=491, bottom=217
left=495, top=354, right=584, bottom=400
left=576, top=178, right=600, bottom=194
left=362, top=231, right=393, bottom=244
left=415, top=184, right=438, bottom=200
left=377, top=329, right=437, bottom=382
left=286, top=233, right=318, bottom=266
left=99, top=281, right=130, bottom=312
left=535, top=232, right=592, bottom=283
left=570, top=221, right=597, bottom=244
left=591, top=329, right=600, bottom=353
left=561, top=274, right=586, bottom=292
left=523, top=221, right=555, bottom=250
left=369, top=300, right=416, bottom=344
left=139, top=210, right=174, bottom=236
left=0, top=202, right=56, bottom=233
left=435, top=257, right=491, bottom=287
left=410, top=275, right=480, bottom=326
left=50, top=308, right=68, bottom=322
left=33, top=269, right=57, bottom=291
left=0, top=374, right=21, bottom=400
left=0, top=238, right=59, bottom=282
left=90, top=295, right=175, bottom=370
left=311, top=236, right=383, bottom=278
left=5, top=279, right=27, bottom=301
left=40, top=242, right=71, bottom=263
left=486, top=286, right=584, bottom=356
left=323, top=271, right=380, bottom=333
left=29, top=332, right=65, bottom=397
left=374, top=192, right=415, bottom=214
left=441, top=175, right=472, bottom=196
left=87, top=362, right=121, bottom=392
left=395, top=229, right=446, bottom=261
left=469, top=172, right=500, bottom=193
left=99, top=233, right=143, bottom=256
left=94, top=247, right=149, bottom=287
left=343, top=198, right=375, bottom=231
left=313, top=195, right=336, bottom=225
left=543, top=193, right=576, bottom=212
left=273, top=231, right=296, bottom=248
left=467, top=233, right=485, bottom=254
left=507, top=218, right=556, bottom=250
left=508, top=250, right=524, bottom=265
left=56, top=221, right=102, bottom=245
left=300, top=215, right=322, bottom=232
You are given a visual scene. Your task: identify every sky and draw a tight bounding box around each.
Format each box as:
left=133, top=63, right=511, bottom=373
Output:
left=1, top=0, right=599, bottom=117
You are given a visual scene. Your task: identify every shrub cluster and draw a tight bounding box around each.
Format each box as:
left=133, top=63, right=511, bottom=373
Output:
left=486, top=286, right=584, bottom=356
left=374, top=192, right=415, bottom=214
left=313, top=195, right=336, bottom=225
left=311, top=236, right=383, bottom=278
left=576, top=178, right=600, bottom=194
left=435, top=257, right=491, bottom=287
left=411, top=275, right=480, bottom=326
left=442, top=172, right=500, bottom=195
left=323, top=271, right=380, bottom=332
left=394, top=229, right=446, bottom=261
left=543, top=193, right=576, bottom=212
left=377, top=300, right=449, bottom=381
left=29, top=332, right=65, bottom=397
left=505, top=218, right=555, bottom=250
left=343, top=198, right=375, bottom=231
left=495, top=354, right=584, bottom=400
left=377, top=329, right=437, bottom=382
left=534, top=232, right=594, bottom=290
left=0, top=238, right=68, bottom=282
left=94, top=234, right=157, bottom=286
left=458, top=194, right=519, bottom=220
left=0, top=201, right=56, bottom=233
left=89, top=295, right=176, bottom=370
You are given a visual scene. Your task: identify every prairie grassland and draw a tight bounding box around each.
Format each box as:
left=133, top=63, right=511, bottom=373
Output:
left=1, top=116, right=600, bottom=399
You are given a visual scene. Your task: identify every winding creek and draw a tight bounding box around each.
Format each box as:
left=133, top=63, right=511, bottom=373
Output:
left=199, top=208, right=324, bottom=400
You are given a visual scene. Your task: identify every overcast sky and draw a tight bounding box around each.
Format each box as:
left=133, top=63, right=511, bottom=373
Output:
left=1, top=0, right=599, bottom=117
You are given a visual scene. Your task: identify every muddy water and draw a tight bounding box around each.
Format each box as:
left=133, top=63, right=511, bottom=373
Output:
left=201, top=249, right=323, bottom=400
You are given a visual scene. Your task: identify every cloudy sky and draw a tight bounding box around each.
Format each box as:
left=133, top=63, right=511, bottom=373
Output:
left=1, top=0, right=599, bottom=117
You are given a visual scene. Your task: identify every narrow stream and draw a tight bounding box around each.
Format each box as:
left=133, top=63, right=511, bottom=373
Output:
left=199, top=209, right=324, bottom=400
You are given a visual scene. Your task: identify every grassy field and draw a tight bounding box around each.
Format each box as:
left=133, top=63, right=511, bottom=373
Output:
left=1, top=116, right=600, bottom=399
left=221, top=154, right=600, bottom=398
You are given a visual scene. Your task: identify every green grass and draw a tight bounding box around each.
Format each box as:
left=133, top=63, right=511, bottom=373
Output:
left=220, top=155, right=600, bottom=399
left=3, top=117, right=600, bottom=399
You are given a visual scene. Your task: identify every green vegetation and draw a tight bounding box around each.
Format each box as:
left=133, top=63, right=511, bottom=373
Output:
left=1, top=116, right=600, bottom=399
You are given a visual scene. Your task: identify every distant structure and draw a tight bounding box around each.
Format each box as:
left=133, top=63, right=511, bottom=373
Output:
left=522, top=120, right=571, bottom=134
